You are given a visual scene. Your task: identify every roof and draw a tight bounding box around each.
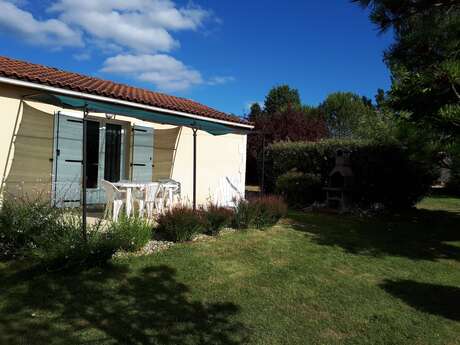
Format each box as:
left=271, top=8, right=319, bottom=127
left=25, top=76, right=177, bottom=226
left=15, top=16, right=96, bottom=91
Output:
left=0, top=55, right=250, bottom=126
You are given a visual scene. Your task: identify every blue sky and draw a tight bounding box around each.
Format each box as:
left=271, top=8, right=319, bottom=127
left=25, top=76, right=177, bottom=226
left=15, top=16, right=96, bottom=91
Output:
left=0, top=0, right=393, bottom=116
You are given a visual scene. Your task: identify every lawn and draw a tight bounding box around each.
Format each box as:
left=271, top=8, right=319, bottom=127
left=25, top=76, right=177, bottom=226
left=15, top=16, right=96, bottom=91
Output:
left=1, top=196, right=459, bottom=345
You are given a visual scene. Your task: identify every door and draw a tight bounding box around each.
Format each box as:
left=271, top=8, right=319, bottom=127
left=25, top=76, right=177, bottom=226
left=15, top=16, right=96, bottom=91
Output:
left=131, top=125, right=154, bottom=182
left=53, top=114, right=83, bottom=207
left=54, top=115, right=129, bottom=206
left=104, top=123, right=122, bottom=182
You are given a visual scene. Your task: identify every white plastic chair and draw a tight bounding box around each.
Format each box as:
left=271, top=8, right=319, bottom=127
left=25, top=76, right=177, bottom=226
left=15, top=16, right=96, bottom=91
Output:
left=101, top=180, right=126, bottom=221
left=160, top=179, right=181, bottom=211
left=138, top=182, right=161, bottom=218
left=216, top=176, right=243, bottom=207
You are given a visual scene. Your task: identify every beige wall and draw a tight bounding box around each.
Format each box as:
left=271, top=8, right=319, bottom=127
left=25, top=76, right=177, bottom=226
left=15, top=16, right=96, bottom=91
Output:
left=0, top=83, right=247, bottom=205
left=172, top=127, right=247, bottom=205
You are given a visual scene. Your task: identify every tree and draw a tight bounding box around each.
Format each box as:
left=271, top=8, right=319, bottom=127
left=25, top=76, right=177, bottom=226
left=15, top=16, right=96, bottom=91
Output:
left=245, top=86, right=328, bottom=186
left=264, top=85, right=301, bottom=115
left=319, top=92, right=377, bottom=139
left=248, top=103, right=263, bottom=122
left=353, top=0, right=460, bottom=136
left=375, top=88, right=386, bottom=109
left=256, top=105, right=328, bottom=143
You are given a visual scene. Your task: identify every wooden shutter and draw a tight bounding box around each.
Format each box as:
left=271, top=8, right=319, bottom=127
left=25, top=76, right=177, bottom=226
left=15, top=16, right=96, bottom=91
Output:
left=131, top=125, right=154, bottom=182
left=53, top=114, right=83, bottom=207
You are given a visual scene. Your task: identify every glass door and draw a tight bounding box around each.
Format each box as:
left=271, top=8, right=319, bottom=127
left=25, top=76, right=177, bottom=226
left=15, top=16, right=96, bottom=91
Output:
left=104, top=123, right=122, bottom=182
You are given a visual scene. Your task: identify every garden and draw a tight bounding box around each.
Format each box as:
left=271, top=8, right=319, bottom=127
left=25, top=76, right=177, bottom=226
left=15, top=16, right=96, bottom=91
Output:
left=1, top=0, right=460, bottom=343
left=0, top=194, right=459, bottom=345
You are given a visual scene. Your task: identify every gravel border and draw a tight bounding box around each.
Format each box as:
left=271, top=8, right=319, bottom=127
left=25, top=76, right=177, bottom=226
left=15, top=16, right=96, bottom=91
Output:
left=113, top=240, right=174, bottom=259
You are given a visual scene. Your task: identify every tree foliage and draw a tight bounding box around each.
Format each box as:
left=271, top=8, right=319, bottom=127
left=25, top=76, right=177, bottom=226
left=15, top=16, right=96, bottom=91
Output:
left=248, top=103, right=263, bottom=122
left=319, top=92, right=380, bottom=139
left=354, top=0, right=460, bottom=136
left=245, top=86, right=328, bottom=185
left=264, top=85, right=301, bottom=115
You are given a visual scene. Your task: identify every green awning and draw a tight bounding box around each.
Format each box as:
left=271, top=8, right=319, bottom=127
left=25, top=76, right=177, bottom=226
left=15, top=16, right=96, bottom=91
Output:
left=28, top=93, right=249, bottom=136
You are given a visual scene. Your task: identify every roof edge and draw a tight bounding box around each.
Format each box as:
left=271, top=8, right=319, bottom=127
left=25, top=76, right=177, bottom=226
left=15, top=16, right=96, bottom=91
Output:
left=0, top=76, right=254, bottom=130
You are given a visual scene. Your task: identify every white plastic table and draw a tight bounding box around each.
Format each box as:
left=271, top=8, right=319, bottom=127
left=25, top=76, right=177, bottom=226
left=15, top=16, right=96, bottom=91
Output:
left=112, top=182, right=147, bottom=217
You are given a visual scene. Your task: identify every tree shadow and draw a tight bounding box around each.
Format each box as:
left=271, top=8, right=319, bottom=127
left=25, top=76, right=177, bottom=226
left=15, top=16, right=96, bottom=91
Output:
left=0, top=262, right=249, bottom=345
left=287, top=208, right=460, bottom=261
left=380, top=279, right=460, bottom=321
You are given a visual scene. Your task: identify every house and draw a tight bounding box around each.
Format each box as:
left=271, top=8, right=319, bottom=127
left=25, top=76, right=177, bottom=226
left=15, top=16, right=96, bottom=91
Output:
left=0, top=56, right=253, bottom=209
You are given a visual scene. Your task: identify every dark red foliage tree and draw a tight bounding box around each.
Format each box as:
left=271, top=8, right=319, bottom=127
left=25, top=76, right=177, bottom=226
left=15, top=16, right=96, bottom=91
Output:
left=246, top=105, right=328, bottom=186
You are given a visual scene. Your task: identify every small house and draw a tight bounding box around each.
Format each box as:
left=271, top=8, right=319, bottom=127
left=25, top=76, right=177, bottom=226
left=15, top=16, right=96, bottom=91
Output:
left=0, top=56, right=253, bottom=209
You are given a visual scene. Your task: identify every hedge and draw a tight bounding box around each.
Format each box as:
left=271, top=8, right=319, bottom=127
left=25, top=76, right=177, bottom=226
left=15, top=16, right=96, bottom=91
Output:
left=275, top=171, right=322, bottom=207
left=265, top=139, right=437, bottom=210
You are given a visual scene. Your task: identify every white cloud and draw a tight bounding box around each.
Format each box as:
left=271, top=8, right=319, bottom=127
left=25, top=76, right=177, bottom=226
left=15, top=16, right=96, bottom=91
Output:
left=101, top=54, right=203, bottom=92
left=0, top=0, right=230, bottom=92
left=0, top=0, right=82, bottom=47
left=73, top=52, right=91, bottom=61
left=207, top=76, right=235, bottom=85
left=49, top=0, right=211, bottom=53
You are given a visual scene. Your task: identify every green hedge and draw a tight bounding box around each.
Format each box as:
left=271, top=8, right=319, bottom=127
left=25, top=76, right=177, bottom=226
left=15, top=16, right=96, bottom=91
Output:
left=265, top=139, right=437, bottom=209
left=275, top=171, right=322, bottom=207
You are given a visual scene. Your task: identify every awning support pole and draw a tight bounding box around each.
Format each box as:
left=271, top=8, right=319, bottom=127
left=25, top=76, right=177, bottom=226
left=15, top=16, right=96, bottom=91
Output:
left=81, top=106, right=88, bottom=242
left=192, top=128, right=198, bottom=211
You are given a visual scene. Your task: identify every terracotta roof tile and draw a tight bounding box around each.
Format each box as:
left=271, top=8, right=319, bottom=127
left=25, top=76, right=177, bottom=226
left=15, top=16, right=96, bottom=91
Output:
left=0, top=55, right=250, bottom=126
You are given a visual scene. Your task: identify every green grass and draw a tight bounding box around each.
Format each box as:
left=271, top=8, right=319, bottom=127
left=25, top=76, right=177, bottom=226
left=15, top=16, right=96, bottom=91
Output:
left=417, top=194, right=460, bottom=214
left=1, top=196, right=460, bottom=345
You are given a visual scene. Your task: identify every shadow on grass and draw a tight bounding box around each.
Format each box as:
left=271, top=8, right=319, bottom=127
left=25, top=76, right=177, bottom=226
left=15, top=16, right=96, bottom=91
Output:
left=380, top=279, right=460, bottom=321
left=0, top=262, right=248, bottom=345
left=287, top=208, right=460, bottom=261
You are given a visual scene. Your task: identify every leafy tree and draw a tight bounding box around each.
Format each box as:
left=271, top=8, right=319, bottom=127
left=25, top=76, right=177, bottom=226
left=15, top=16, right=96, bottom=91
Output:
left=246, top=86, right=328, bottom=186
left=353, top=0, right=460, bottom=136
left=248, top=103, right=263, bottom=122
left=375, top=88, right=386, bottom=109
left=264, top=85, right=301, bottom=115
left=319, top=92, right=377, bottom=139
left=256, top=105, right=328, bottom=143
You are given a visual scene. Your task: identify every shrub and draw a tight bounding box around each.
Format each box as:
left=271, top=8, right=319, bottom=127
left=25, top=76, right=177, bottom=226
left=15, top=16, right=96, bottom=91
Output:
left=232, top=196, right=287, bottom=230
left=107, top=215, right=152, bottom=252
left=202, top=204, right=234, bottom=235
left=0, top=195, right=62, bottom=257
left=265, top=139, right=437, bottom=210
left=0, top=195, right=118, bottom=268
left=446, top=174, right=460, bottom=196
left=231, top=199, right=256, bottom=230
left=156, top=206, right=206, bottom=242
left=446, top=150, right=460, bottom=196
left=276, top=171, right=322, bottom=207
left=250, top=195, right=288, bottom=229
left=30, top=212, right=117, bottom=270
